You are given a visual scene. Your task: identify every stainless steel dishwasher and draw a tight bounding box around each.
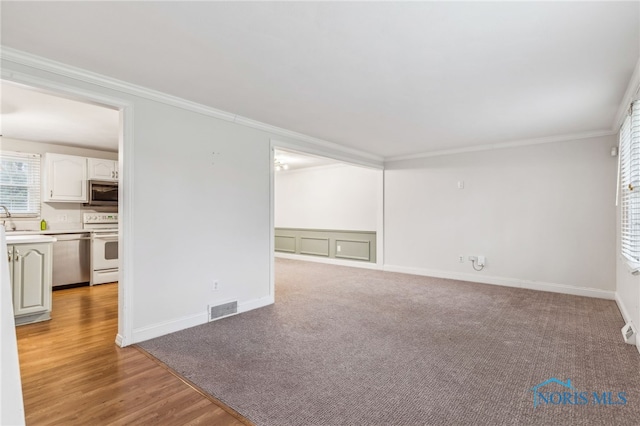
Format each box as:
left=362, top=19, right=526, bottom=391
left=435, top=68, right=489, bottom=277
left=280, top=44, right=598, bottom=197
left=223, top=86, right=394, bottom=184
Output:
left=51, top=232, right=91, bottom=287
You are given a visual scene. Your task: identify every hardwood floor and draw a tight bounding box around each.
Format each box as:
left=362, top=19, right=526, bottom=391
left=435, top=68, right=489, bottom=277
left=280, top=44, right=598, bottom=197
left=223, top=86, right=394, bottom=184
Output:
left=16, top=283, right=250, bottom=425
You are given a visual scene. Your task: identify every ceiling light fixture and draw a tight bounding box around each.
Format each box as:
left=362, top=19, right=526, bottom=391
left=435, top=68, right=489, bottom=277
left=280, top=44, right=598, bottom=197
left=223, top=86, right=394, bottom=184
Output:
left=274, top=159, right=289, bottom=171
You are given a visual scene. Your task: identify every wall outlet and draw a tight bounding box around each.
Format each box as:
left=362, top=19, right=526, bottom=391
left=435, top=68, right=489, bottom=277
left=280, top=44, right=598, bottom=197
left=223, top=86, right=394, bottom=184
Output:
left=212, top=280, right=219, bottom=291
left=458, top=255, right=464, bottom=263
left=468, top=255, right=477, bottom=262
left=337, top=245, right=341, bottom=252
left=477, top=256, right=486, bottom=266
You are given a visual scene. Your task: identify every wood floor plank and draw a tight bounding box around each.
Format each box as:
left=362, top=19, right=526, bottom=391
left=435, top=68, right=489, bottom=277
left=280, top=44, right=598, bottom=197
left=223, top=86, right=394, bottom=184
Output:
left=16, top=283, right=250, bottom=426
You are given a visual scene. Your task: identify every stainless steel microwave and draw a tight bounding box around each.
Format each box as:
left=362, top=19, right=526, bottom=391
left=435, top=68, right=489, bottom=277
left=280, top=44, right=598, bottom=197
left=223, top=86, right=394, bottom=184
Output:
left=86, top=180, right=118, bottom=206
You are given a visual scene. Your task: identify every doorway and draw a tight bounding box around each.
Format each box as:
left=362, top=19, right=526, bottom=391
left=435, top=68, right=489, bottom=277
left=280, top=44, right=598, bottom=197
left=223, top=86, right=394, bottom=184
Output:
left=1, top=79, right=131, bottom=345
left=270, top=144, right=384, bottom=299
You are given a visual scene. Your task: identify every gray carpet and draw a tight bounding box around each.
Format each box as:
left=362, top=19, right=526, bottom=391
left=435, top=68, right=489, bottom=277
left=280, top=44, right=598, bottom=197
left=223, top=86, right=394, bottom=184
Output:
left=139, top=259, right=640, bottom=425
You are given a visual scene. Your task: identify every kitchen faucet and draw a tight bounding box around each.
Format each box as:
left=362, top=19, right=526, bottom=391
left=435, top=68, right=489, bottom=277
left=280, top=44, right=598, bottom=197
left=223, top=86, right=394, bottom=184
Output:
left=0, top=205, right=15, bottom=230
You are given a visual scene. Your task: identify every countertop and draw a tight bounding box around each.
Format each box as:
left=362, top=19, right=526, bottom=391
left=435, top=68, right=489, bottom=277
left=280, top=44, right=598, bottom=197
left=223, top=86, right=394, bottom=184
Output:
left=6, top=229, right=89, bottom=235
left=6, top=234, right=57, bottom=244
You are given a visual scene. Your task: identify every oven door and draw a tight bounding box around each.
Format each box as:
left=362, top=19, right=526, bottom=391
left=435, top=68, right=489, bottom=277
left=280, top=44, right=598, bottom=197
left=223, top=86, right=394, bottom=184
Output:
left=91, top=231, right=119, bottom=285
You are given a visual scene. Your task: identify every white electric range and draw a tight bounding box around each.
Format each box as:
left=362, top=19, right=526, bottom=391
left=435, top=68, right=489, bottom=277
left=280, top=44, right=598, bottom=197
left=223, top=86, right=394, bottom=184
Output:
left=83, top=213, right=118, bottom=285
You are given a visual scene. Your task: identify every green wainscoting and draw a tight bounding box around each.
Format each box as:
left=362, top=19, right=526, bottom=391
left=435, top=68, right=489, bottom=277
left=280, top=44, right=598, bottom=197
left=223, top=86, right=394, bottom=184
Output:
left=275, top=228, right=376, bottom=263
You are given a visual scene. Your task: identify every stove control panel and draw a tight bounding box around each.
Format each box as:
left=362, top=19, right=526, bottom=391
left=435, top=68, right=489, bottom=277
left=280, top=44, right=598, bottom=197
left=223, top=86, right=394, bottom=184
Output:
left=83, top=213, right=118, bottom=224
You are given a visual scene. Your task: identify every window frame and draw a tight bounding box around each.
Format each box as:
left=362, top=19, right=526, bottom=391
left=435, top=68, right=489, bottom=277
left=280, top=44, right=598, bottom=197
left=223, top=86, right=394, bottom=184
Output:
left=619, top=100, right=640, bottom=268
left=0, top=151, right=42, bottom=218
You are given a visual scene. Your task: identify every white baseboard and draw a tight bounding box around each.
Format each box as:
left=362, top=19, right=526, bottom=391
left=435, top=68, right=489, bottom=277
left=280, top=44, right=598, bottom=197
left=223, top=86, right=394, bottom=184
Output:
left=131, top=295, right=274, bottom=344
left=115, top=333, right=125, bottom=348
left=132, top=312, right=207, bottom=344
left=238, top=295, right=274, bottom=313
left=614, top=292, right=640, bottom=355
left=382, top=264, right=615, bottom=300
left=275, top=252, right=382, bottom=270
left=615, top=292, right=634, bottom=324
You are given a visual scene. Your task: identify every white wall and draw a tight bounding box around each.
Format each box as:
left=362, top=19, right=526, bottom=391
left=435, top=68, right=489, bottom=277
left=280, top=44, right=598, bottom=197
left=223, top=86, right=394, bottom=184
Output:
left=130, top=100, right=273, bottom=333
left=1, top=51, right=379, bottom=345
left=384, top=135, right=617, bottom=298
left=275, top=164, right=379, bottom=231
left=1, top=59, right=275, bottom=344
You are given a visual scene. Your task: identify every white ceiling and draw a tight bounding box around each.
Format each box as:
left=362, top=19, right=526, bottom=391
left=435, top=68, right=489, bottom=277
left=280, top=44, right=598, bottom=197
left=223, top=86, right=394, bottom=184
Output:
left=1, top=83, right=119, bottom=151
left=275, top=149, right=340, bottom=171
left=1, top=2, right=638, bottom=159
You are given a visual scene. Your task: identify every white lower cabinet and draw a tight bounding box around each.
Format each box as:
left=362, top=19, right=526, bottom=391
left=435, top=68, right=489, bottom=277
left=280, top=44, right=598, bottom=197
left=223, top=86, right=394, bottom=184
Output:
left=8, top=242, right=53, bottom=325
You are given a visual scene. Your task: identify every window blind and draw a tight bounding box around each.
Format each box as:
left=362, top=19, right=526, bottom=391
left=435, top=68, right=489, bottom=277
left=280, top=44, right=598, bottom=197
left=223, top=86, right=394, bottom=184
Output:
left=0, top=151, right=41, bottom=217
left=620, top=100, right=640, bottom=263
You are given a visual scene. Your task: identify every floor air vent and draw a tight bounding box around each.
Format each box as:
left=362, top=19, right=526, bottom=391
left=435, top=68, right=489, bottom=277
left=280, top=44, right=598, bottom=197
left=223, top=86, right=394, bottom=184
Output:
left=208, top=301, right=238, bottom=322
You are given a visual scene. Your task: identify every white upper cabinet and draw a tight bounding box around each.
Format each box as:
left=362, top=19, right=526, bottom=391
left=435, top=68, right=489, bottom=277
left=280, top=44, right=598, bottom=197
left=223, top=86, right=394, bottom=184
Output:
left=43, top=153, right=88, bottom=202
left=88, top=158, right=118, bottom=181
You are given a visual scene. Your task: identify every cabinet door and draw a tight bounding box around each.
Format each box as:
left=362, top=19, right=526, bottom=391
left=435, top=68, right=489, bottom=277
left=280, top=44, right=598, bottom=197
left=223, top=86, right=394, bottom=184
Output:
left=88, top=158, right=117, bottom=181
left=44, top=153, right=88, bottom=202
left=12, top=243, right=52, bottom=317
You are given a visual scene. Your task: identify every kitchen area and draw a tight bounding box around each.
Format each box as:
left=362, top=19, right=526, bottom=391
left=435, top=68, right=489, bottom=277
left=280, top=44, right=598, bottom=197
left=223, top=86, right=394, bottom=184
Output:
left=1, top=82, right=120, bottom=326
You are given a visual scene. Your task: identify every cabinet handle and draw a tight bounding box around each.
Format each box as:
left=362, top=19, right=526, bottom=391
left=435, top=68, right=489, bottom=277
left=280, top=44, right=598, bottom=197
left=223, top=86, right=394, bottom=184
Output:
left=14, top=250, right=19, bottom=261
left=7, top=251, right=11, bottom=263
left=50, top=190, right=53, bottom=197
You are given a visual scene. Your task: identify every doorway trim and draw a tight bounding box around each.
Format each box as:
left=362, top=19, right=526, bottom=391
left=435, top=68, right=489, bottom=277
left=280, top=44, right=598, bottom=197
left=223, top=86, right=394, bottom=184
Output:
left=0, top=72, right=134, bottom=347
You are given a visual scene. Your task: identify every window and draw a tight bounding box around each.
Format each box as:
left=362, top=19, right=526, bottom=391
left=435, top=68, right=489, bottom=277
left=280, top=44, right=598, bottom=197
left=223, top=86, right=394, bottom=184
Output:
left=0, top=151, right=41, bottom=217
left=620, top=100, right=640, bottom=263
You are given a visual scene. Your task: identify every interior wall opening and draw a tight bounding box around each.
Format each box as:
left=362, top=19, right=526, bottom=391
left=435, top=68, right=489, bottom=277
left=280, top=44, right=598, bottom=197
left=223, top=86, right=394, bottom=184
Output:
left=1, top=79, right=124, bottom=342
left=272, top=147, right=383, bottom=275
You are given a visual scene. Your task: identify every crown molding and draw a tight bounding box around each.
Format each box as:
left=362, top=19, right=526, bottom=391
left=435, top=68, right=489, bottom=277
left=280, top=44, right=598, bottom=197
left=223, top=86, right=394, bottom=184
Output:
left=384, top=129, right=617, bottom=163
left=613, top=56, right=640, bottom=131
left=0, top=46, right=383, bottom=166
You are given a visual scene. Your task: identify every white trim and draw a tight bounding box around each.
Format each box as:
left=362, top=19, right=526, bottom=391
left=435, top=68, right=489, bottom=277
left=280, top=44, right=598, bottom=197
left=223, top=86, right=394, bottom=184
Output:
left=271, top=138, right=383, bottom=170
left=275, top=252, right=383, bottom=271
left=118, top=105, right=134, bottom=347
left=235, top=116, right=383, bottom=164
left=614, top=292, right=640, bottom=355
left=238, top=295, right=275, bottom=313
left=385, top=130, right=617, bottom=163
left=382, top=264, right=615, bottom=300
left=622, top=256, right=640, bottom=275
left=1, top=69, right=131, bottom=112
left=1, top=46, right=382, bottom=168
left=615, top=292, right=634, bottom=328
left=130, top=296, right=274, bottom=344
left=131, top=312, right=208, bottom=344
left=277, top=162, right=353, bottom=176
left=376, top=170, right=385, bottom=267
left=1, top=68, right=136, bottom=347
left=114, top=334, right=124, bottom=347
left=613, top=56, right=640, bottom=131
left=269, top=143, right=276, bottom=307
